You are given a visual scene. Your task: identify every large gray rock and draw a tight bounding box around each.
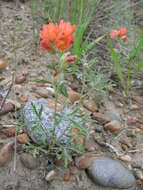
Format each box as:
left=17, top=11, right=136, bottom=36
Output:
left=23, top=99, right=82, bottom=145
left=87, top=157, right=136, bottom=189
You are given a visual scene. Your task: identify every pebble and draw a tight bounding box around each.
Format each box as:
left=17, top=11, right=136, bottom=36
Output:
left=0, top=59, right=6, bottom=70
left=0, top=142, right=14, bottom=166
left=75, top=154, right=94, bottom=169
left=19, top=95, right=28, bottom=102
left=23, top=99, right=83, bottom=145
left=8, top=99, right=21, bottom=109
left=119, top=155, right=132, bottom=163
left=15, top=75, right=26, bottom=84
left=94, top=125, right=104, bottom=133
left=45, top=170, right=56, bottom=182
left=64, top=168, right=71, bottom=181
left=91, top=112, right=110, bottom=124
left=87, top=157, right=135, bottom=189
left=82, top=99, right=97, bottom=112
left=0, top=101, right=14, bottom=115
left=104, top=120, right=121, bottom=134
left=20, top=153, right=38, bottom=169
left=68, top=90, right=80, bottom=104
left=35, top=88, right=51, bottom=98
left=17, top=133, right=29, bottom=144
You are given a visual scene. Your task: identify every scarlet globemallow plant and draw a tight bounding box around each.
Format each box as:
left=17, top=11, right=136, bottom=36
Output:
left=39, top=20, right=86, bottom=166
left=110, top=27, right=127, bottom=41
left=40, top=20, right=76, bottom=52
left=108, top=27, right=143, bottom=96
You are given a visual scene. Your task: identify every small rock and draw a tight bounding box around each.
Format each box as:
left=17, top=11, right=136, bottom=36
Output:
left=20, top=153, right=38, bottom=169
left=5, top=128, right=16, bottom=137
left=64, top=168, right=71, bottom=181
left=131, top=140, right=137, bottom=148
left=19, top=95, right=28, bottom=102
left=75, top=154, right=94, bottom=169
left=8, top=99, right=21, bottom=109
left=104, top=120, right=121, bottom=134
left=0, top=101, right=14, bottom=115
left=68, top=90, right=80, bottom=104
left=17, top=133, right=29, bottom=144
left=134, top=170, right=143, bottom=180
left=94, top=125, right=104, bottom=133
left=35, top=88, right=51, bottom=98
left=119, top=155, right=132, bottom=163
left=47, top=99, right=63, bottom=112
left=91, top=112, right=110, bottom=124
left=87, top=157, right=135, bottom=189
left=0, top=142, right=14, bottom=167
left=0, top=59, right=6, bottom=70
left=127, top=116, right=137, bottom=125
left=82, top=99, right=97, bottom=112
left=132, top=162, right=141, bottom=169
left=45, top=170, right=56, bottom=182
left=15, top=75, right=26, bottom=84
left=131, top=95, right=142, bottom=104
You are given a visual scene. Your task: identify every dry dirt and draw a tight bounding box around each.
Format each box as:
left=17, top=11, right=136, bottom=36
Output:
left=0, top=1, right=143, bottom=190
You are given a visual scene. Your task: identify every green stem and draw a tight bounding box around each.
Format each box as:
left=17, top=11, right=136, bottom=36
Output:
left=79, top=68, right=86, bottom=105
left=126, top=60, right=133, bottom=96
left=51, top=78, right=58, bottom=144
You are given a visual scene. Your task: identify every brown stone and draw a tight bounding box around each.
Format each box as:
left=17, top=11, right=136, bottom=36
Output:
left=0, top=59, right=6, bottom=70
left=64, top=168, right=71, bottom=181
left=0, top=141, right=14, bottom=167
left=75, top=154, right=94, bottom=169
left=82, top=99, right=97, bottom=112
left=19, top=95, right=28, bottom=102
left=20, top=153, right=38, bottom=169
left=45, top=170, right=56, bottom=182
left=17, top=133, right=29, bottom=144
left=104, top=120, right=121, bottom=134
left=91, top=112, right=110, bottom=124
left=0, top=102, right=14, bottom=116
left=15, top=75, right=26, bottom=84
left=68, top=90, right=80, bottom=104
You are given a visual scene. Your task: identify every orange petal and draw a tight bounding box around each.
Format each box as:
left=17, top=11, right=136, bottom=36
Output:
left=110, top=30, right=120, bottom=39
left=119, top=27, right=127, bottom=37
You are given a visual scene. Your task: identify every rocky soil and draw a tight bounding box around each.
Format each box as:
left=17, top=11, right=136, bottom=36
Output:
left=0, top=0, right=143, bottom=190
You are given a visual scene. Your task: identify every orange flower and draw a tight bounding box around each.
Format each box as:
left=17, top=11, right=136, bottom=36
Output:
left=110, top=27, right=127, bottom=42
left=40, top=40, right=54, bottom=52
left=40, top=20, right=76, bottom=52
left=110, top=30, right=120, bottom=39
left=119, top=27, right=127, bottom=37
left=40, top=23, right=58, bottom=42
left=56, top=20, right=76, bottom=51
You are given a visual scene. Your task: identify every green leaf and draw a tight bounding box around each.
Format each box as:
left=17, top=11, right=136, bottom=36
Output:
left=85, top=35, right=104, bottom=52
left=136, top=59, right=143, bottom=73
left=107, top=38, right=124, bottom=87
left=129, top=35, right=143, bottom=62
left=58, top=83, right=68, bottom=97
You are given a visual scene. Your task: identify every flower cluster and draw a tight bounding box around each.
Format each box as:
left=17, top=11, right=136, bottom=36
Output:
left=110, top=27, right=127, bottom=41
left=40, top=20, right=76, bottom=52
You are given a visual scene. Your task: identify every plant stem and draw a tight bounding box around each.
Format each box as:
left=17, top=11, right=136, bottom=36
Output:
left=51, top=78, right=58, bottom=144
left=79, top=68, right=86, bottom=105
left=126, top=60, right=133, bottom=96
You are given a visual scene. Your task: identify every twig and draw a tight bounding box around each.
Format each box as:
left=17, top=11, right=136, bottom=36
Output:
left=94, top=138, right=122, bottom=157
left=0, top=73, right=14, bottom=111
